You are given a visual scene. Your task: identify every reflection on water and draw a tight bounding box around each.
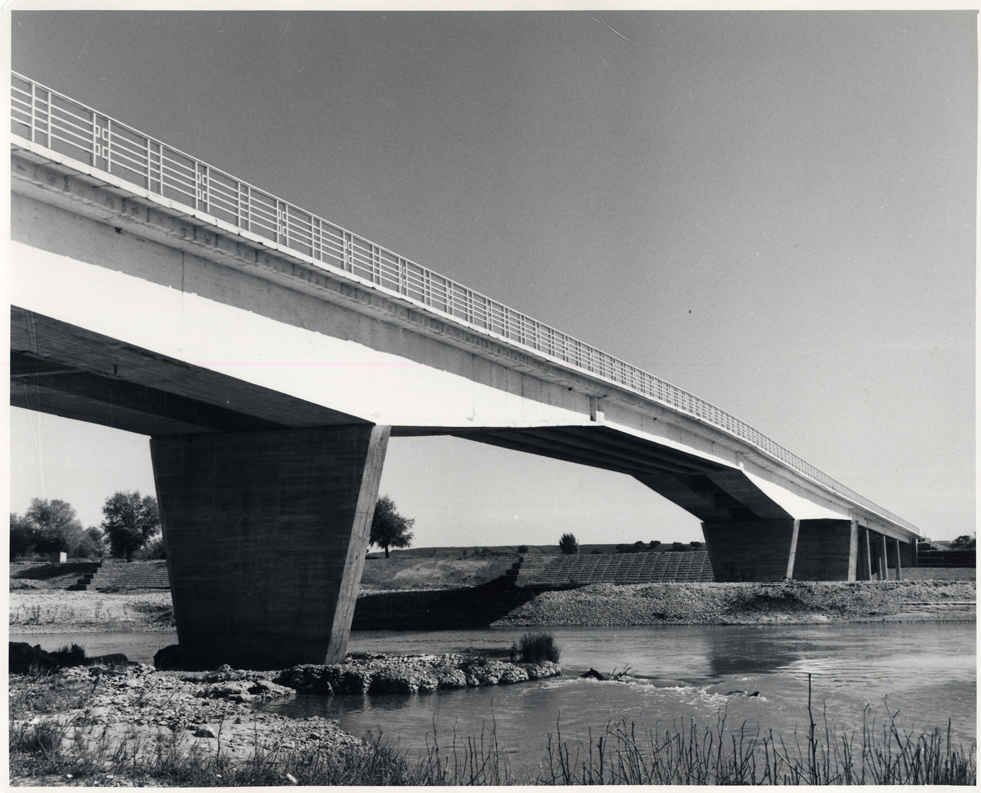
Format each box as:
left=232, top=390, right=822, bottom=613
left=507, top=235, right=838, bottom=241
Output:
left=14, top=622, right=975, bottom=773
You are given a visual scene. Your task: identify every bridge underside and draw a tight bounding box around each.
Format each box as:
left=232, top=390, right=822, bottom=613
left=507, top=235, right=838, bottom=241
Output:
left=11, top=306, right=913, bottom=667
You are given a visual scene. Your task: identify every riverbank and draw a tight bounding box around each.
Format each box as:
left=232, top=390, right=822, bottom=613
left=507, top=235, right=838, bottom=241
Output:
left=8, top=578, right=975, bottom=635
left=9, top=649, right=561, bottom=786
left=492, top=579, right=977, bottom=627
left=10, top=641, right=975, bottom=787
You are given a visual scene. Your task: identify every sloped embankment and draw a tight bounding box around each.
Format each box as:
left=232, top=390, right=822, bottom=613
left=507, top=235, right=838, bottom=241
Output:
left=491, top=580, right=976, bottom=627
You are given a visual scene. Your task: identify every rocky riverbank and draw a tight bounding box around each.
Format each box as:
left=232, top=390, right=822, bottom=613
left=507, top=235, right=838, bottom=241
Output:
left=9, top=650, right=561, bottom=786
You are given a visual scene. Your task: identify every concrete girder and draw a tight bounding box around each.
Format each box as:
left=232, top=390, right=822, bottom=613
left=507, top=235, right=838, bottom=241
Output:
left=11, top=309, right=362, bottom=434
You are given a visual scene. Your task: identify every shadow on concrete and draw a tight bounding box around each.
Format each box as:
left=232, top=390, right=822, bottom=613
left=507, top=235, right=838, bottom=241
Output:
left=352, top=577, right=538, bottom=631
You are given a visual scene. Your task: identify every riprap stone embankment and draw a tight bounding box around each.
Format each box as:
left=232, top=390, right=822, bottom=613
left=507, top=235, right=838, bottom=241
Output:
left=492, top=580, right=976, bottom=626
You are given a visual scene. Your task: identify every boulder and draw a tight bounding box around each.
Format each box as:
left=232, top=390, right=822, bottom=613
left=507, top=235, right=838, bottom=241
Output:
left=154, top=644, right=184, bottom=671
left=86, top=653, right=130, bottom=668
left=276, top=664, right=333, bottom=695
left=198, top=679, right=295, bottom=703
left=9, top=642, right=59, bottom=675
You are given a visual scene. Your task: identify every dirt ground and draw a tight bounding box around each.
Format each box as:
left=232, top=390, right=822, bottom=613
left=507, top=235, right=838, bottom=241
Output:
left=9, top=590, right=175, bottom=634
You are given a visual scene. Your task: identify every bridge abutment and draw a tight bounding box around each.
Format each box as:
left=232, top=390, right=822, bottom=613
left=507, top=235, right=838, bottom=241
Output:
left=150, top=424, right=389, bottom=670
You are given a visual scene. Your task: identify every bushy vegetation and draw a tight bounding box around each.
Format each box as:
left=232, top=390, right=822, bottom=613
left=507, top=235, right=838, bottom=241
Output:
left=512, top=631, right=561, bottom=664
left=11, top=492, right=164, bottom=562
left=101, top=491, right=160, bottom=561
left=558, top=533, right=578, bottom=555
left=9, top=499, right=103, bottom=560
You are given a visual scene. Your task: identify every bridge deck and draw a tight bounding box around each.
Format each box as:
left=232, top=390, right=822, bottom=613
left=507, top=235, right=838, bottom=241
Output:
left=9, top=71, right=920, bottom=540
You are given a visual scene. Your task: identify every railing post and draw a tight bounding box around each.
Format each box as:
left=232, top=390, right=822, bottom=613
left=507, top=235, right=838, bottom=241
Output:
left=29, top=81, right=37, bottom=144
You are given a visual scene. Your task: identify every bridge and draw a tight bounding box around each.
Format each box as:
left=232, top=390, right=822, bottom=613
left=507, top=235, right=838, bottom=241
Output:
left=9, top=73, right=922, bottom=669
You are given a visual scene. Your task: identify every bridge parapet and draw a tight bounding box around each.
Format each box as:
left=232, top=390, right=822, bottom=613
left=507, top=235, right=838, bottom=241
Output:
left=10, top=71, right=918, bottom=538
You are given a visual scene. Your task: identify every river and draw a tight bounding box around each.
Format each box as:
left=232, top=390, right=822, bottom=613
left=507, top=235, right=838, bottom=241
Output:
left=14, top=622, right=975, bottom=774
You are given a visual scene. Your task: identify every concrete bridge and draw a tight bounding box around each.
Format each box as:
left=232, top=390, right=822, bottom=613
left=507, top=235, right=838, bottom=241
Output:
left=9, top=73, right=922, bottom=669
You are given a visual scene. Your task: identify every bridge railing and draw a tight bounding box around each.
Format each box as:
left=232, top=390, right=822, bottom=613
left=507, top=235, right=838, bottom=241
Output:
left=9, top=72, right=919, bottom=535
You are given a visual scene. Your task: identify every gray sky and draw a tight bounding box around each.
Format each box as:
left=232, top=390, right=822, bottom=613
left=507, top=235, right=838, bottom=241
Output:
left=8, top=8, right=976, bottom=546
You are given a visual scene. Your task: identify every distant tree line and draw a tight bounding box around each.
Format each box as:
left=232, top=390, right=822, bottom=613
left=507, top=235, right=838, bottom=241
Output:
left=10, top=491, right=163, bottom=562
left=13, top=492, right=417, bottom=563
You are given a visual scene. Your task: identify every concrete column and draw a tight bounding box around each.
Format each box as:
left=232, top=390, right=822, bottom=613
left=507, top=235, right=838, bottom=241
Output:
left=785, top=519, right=800, bottom=579
left=893, top=538, right=903, bottom=581
left=151, top=424, right=390, bottom=670
left=861, top=527, right=873, bottom=580
left=702, top=519, right=797, bottom=582
left=792, top=519, right=856, bottom=581
left=847, top=519, right=859, bottom=582
left=879, top=535, right=889, bottom=580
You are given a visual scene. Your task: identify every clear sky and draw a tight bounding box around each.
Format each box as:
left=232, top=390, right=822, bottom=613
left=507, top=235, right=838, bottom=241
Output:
left=7, top=7, right=977, bottom=547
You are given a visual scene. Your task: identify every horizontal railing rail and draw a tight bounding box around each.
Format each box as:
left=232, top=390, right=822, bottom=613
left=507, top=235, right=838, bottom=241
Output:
left=9, top=71, right=919, bottom=535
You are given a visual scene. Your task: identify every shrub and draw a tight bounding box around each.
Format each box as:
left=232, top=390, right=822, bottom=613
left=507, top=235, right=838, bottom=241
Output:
left=51, top=643, right=86, bottom=667
left=648, top=540, right=661, bottom=548
left=558, top=533, right=579, bottom=555
left=672, top=542, right=686, bottom=550
left=517, top=545, right=529, bottom=554
left=690, top=541, right=703, bottom=549
left=515, top=631, right=560, bottom=664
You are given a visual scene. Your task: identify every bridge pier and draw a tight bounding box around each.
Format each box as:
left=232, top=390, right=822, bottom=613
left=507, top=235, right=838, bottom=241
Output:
left=151, top=424, right=389, bottom=670
left=702, top=519, right=797, bottom=581
left=705, top=518, right=889, bottom=582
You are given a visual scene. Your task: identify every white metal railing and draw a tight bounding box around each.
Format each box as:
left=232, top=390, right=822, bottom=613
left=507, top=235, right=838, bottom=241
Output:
left=9, top=72, right=919, bottom=534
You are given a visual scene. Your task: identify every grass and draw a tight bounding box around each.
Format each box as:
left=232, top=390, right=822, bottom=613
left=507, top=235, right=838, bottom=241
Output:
left=512, top=631, right=560, bottom=664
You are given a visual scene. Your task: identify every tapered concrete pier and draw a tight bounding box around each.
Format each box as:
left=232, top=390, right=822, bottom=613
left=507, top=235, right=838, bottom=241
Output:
left=151, top=425, right=389, bottom=670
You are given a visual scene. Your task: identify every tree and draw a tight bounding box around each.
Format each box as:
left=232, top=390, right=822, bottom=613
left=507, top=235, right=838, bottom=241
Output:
left=9, top=498, right=85, bottom=559
left=9, top=513, right=36, bottom=559
left=101, top=491, right=160, bottom=561
left=370, top=496, right=414, bottom=558
left=74, top=527, right=106, bottom=559
left=559, top=533, right=579, bottom=555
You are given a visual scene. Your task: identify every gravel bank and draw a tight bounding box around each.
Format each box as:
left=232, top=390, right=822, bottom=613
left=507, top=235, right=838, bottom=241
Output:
left=9, top=651, right=561, bottom=785
left=9, top=591, right=174, bottom=634
left=492, top=580, right=976, bottom=626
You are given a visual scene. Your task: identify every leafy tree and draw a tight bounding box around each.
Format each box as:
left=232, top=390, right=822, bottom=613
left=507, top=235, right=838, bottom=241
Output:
left=559, top=533, right=579, bottom=555
left=951, top=534, right=976, bottom=549
left=68, top=526, right=105, bottom=559
left=370, top=496, right=414, bottom=558
left=9, top=498, right=85, bottom=559
left=9, top=513, right=36, bottom=559
left=135, top=536, right=166, bottom=560
left=101, top=491, right=160, bottom=561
